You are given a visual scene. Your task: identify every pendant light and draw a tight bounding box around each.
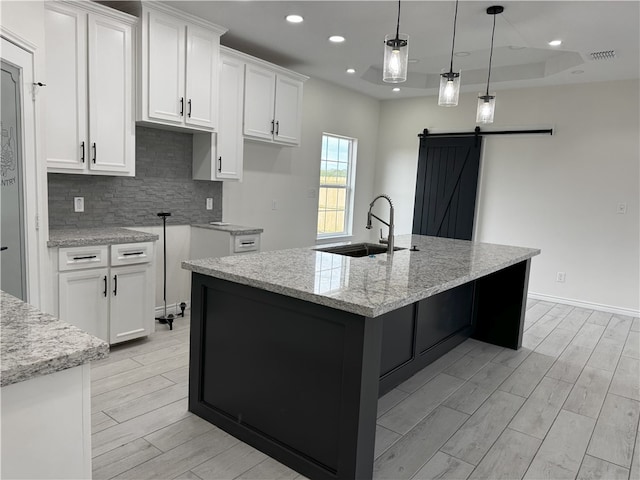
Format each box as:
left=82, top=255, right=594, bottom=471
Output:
left=476, top=5, right=503, bottom=124
left=383, top=0, right=409, bottom=83
left=438, top=0, right=461, bottom=106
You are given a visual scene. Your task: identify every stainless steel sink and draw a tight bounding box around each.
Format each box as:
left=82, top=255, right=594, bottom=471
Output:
left=314, top=243, right=405, bottom=257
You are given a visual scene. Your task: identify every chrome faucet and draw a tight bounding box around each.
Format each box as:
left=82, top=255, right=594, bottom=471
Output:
left=366, top=194, right=395, bottom=254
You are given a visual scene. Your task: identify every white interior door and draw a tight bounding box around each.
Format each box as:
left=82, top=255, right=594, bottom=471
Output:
left=1, top=36, right=42, bottom=306
left=1, top=59, right=26, bottom=299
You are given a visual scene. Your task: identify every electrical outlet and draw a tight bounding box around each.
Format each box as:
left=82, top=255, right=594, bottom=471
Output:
left=556, top=271, right=566, bottom=283
left=206, top=198, right=213, bottom=210
left=74, top=197, right=84, bottom=213
left=617, top=203, right=627, bottom=214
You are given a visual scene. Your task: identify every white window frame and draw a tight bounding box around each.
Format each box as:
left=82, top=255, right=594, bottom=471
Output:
left=316, top=133, right=357, bottom=240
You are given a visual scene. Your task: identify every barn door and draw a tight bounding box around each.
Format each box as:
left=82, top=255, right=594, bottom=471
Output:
left=412, top=135, right=482, bottom=240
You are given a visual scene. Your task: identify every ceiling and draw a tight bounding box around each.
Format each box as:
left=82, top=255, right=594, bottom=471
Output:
left=163, top=1, right=640, bottom=100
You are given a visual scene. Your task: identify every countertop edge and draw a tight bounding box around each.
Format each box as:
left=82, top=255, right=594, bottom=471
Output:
left=47, top=228, right=159, bottom=248
left=182, top=248, right=540, bottom=318
left=191, top=224, right=264, bottom=235
left=1, top=291, right=110, bottom=387
left=1, top=343, right=109, bottom=388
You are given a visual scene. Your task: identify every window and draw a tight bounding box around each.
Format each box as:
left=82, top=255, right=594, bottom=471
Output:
left=317, top=133, right=357, bottom=238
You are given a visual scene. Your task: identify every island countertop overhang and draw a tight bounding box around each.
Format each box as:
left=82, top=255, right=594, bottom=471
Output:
left=181, top=234, right=540, bottom=318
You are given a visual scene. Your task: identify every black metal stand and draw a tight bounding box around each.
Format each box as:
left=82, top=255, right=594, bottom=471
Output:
left=155, top=212, right=174, bottom=330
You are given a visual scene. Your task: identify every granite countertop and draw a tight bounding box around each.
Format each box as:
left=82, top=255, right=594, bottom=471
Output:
left=192, top=223, right=264, bottom=236
left=182, top=234, right=540, bottom=318
left=48, top=227, right=159, bottom=247
left=0, top=291, right=109, bottom=387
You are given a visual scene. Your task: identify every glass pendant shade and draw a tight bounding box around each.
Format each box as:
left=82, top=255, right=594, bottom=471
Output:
left=476, top=94, right=496, bottom=124
left=383, top=33, right=409, bottom=83
left=438, top=70, right=461, bottom=106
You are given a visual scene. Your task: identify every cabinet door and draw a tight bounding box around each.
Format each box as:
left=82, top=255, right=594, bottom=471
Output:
left=216, top=55, right=244, bottom=180
left=110, top=264, right=154, bottom=344
left=243, top=64, right=276, bottom=141
left=88, top=14, right=134, bottom=175
left=147, top=11, right=185, bottom=124
left=59, top=268, right=109, bottom=342
left=44, top=4, right=88, bottom=171
left=185, top=24, right=219, bottom=130
left=274, top=75, right=303, bottom=145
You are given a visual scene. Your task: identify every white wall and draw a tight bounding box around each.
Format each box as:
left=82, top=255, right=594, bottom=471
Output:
left=1, top=1, right=45, bottom=46
left=374, top=80, right=640, bottom=313
left=128, top=225, right=192, bottom=313
left=222, top=76, right=381, bottom=251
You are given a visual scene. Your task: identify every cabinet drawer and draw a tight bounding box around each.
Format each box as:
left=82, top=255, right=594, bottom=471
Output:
left=111, top=242, right=154, bottom=266
left=59, top=245, right=109, bottom=271
left=233, top=234, right=260, bottom=253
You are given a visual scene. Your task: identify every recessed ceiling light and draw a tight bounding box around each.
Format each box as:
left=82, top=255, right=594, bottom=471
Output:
left=548, top=40, right=562, bottom=46
left=392, top=87, right=400, bottom=92
left=571, top=69, right=585, bottom=75
left=329, top=35, right=345, bottom=43
left=346, top=68, right=356, bottom=74
left=454, top=51, right=470, bottom=57
left=285, top=14, right=304, bottom=23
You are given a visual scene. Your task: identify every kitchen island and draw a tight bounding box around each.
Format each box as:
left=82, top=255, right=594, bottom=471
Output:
left=1, top=291, right=109, bottom=478
left=182, top=234, right=539, bottom=480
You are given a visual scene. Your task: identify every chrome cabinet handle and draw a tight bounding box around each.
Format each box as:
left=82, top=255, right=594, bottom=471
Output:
left=81, top=142, right=85, bottom=163
left=275, top=121, right=280, bottom=136
left=103, top=276, right=107, bottom=297
left=180, top=97, right=184, bottom=116
left=218, top=156, right=222, bottom=172
left=92, top=143, right=97, bottom=163
left=188, top=99, right=192, bottom=118
left=113, top=275, right=117, bottom=296
left=271, top=119, right=275, bottom=135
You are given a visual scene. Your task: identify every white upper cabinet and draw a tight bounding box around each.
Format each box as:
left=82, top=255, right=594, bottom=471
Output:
left=274, top=76, right=304, bottom=145
left=146, top=11, right=185, bottom=124
left=140, top=4, right=225, bottom=132
left=45, top=2, right=135, bottom=176
left=244, top=64, right=276, bottom=141
left=192, top=52, right=244, bottom=181
left=244, top=62, right=306, bottom=146
left=215, top=52, right=245, bottom=180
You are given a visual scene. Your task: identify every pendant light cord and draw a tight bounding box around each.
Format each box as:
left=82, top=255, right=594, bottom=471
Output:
left=485, top=11, right=497, bottom=96
left=449, top=0, right=459, bottom=73
left=395, top=0, right=401, bottom=39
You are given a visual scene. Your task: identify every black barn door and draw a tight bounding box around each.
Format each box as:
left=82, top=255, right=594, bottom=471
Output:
left=412, top=135, right=482, bottom=240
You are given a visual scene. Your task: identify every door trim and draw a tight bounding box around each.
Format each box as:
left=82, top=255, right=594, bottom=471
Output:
left=1, top=30, right=44, bottom=307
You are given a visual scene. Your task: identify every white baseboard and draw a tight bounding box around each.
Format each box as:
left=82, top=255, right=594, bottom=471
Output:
left=155, top=301, right=190, bottom=317
left=528, top=292, right=639, bottom=317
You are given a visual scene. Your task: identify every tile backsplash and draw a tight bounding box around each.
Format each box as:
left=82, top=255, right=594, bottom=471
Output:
left=48, top=126, right=222, bottom=229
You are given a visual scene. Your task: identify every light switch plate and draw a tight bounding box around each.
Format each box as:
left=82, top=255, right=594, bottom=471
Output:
left=74, top=197, right=84, bottom=213
left=206, top=198, right=213, bottom=210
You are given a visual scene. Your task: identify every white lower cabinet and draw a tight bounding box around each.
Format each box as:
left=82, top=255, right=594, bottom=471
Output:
left=59, top=267, right=109, bottom=342
left=57, top=243, right=155, bottom=344
left=109, top=263, right=153, bottom=344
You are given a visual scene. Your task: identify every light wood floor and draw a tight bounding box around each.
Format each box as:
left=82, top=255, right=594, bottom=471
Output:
left=90, top=300, right=640, bottom=480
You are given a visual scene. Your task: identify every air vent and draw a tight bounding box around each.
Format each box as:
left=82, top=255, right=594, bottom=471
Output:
left=589, top=50, right=616, bottom=61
